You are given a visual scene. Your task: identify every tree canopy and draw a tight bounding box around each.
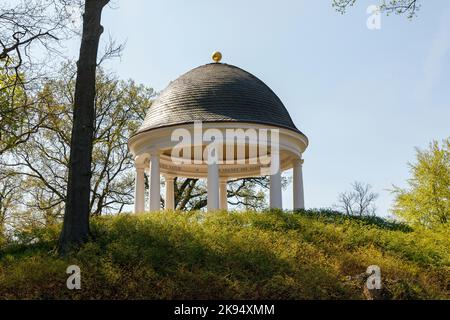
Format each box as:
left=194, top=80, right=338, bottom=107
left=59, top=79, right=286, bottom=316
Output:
left=392, top=138, right=450, bottom=228
left=333, top=0, right=420, bottom=18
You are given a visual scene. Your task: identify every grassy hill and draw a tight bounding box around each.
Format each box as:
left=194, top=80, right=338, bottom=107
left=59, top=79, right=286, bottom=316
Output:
left=0, top=210, right=448, bottom=299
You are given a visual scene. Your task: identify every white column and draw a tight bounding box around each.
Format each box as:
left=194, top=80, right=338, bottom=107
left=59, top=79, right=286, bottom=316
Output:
left=219, top=178, right=228, bottom=210
left=270, top=170, right=283, bottom=209
left=147, top=168, right=151, bottom=211
left=207, top=162, right=220, bottom=211
left=149, top=153, right=161, bottom=211
left=134, top=166, right=145, bottom=213
left=165, top=176, right=175, bottom=210
left=293, top=158, right=305, bottom=210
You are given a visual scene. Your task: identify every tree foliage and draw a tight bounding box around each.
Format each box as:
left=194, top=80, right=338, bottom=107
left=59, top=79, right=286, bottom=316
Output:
left=6, top=64, right=153, bottom=223
left=0, top=66, right=30, bottom=154
left=0, top=0, right=80, bottom=87
left=0, top=167, right=23, bottom=242
left=0, top=0, right=81, bottom=155
left=333, top=0, right=420, bottom=18
left=392, top=138, right=450, bottom=228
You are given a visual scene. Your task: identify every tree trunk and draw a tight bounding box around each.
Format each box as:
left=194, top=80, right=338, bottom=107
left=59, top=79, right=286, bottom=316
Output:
left=59, top=0, right=109, bottom=255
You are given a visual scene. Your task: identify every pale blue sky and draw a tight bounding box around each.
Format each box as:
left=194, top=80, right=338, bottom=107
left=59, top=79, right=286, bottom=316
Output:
left=74, top=0, right=449, bottom=216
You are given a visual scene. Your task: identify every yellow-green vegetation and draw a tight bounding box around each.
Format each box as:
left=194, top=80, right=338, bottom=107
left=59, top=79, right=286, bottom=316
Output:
left=392, top=138, right=450, bottom=228
left=0, top=210, right=448, bottom=299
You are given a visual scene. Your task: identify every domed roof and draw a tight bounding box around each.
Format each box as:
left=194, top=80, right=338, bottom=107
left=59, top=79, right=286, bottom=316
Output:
left=136, top=63, right=303, bottom=135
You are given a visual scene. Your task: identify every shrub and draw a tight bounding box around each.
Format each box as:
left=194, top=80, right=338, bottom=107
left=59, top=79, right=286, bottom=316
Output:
left=0, top=210, right=448, bottom=299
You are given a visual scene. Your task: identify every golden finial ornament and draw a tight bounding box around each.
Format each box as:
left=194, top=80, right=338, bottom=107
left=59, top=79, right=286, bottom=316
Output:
left=212, top=51, right=222, bottom=63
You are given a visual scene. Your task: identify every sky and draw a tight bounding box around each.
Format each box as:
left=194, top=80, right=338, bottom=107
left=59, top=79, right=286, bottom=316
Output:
left=69, top=0, right=450, bottom=216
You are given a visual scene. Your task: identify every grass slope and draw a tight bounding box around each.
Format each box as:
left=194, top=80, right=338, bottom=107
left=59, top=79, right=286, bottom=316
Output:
left=0, top=210, right=449, bottom=299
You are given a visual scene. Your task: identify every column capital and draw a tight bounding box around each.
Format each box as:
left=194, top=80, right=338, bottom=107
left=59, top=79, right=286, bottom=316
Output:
left=293, top=157, right=304, bottom=166
left=165, top=175, right=175, bottom=181
left=135, top=164, right=146, bottom=171
left=149, top=149, right=163, bottom=156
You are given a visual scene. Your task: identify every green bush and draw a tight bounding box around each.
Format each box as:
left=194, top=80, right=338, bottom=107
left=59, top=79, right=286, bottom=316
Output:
left=0, top=210, right=448, bottom=299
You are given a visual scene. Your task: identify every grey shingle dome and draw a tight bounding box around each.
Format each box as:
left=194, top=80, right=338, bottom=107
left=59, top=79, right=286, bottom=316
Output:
left=136, top=63, right=302, bottom=135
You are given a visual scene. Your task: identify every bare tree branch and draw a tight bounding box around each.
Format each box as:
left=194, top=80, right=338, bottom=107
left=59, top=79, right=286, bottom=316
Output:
left=335, top=181, right=379, bottom=216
